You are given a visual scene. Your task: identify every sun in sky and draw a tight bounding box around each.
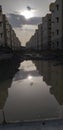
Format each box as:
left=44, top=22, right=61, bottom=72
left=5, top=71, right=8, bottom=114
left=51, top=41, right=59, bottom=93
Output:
left=21, top=10, right=34, bottom=19
left=19, top=6, right=35, bottom=19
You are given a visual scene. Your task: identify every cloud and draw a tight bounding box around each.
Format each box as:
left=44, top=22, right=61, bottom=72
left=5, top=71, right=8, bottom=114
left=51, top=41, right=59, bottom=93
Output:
left=7, top=13, right=25, bottom=27
left=27, top=17, right=42, bottom=25
left=7, top=13, right=42, bottom=28
left=21, top=25, right=38, bottom=31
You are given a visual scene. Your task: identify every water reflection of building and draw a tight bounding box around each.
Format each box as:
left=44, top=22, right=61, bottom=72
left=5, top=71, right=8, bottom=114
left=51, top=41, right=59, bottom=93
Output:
left=33, top=60, right=63, bottom=105
left=0, top=60, right=20, bottom=110
left=0, top=79, right=12, bottom=109
left=50, top=65, right=63, bottom=105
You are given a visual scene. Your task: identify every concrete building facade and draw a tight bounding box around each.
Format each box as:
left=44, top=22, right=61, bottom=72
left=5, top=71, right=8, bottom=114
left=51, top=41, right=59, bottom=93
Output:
left=26, top=36, right=34, bottom=49
left=35, top=29, right=38, bottom=50
left=42, top=14, right=51, bottom=50
left=50, top=0, right=63, bottom=50
left=38, top=24, right=43, bottom=51
left=26, top=30, right=39, bottom=51
left=0, top=6, right=5, bottom=47
left=3, top=15, right=11, bottom=48
left=0, top=5, right=21, bottom=51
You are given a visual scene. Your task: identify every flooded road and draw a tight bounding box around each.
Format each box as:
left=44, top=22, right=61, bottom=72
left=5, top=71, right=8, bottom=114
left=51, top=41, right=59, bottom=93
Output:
left=0, top=60, right=63, bottom=123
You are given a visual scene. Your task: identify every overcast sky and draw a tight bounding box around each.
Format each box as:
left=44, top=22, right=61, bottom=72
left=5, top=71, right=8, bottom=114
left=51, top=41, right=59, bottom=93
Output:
left=0, top=0, right=55, bottom=46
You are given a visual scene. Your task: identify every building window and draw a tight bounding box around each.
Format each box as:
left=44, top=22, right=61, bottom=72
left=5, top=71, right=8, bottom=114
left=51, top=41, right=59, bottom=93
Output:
left=48, top=27, right=51, bottom=30
left=48, top=19, right=51, bottom=22
left=56, top=17, right=59, bottom=23
left=0, top=22, right=2, bottom=26
left=0, top=33, right=3, bottom=38
left=0, top=9, right=2, bottom=13
left=57, top=41, right=59, bottom=47
left=49, top=35, right=51, bottom=39
left=48, top=42, right=51, bottom=48
left=52, top=42, right=54, bottom=48
left=56, top=29, right=59, bottom=35
left=56, top=4, right=59, bottom=10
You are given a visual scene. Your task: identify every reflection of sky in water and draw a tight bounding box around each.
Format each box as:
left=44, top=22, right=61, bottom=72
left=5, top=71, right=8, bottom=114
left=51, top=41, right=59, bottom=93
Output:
left=1, top=60, right=63, bottom=122
left=13, top=61, right=39, bottom=81
left=19, top=61, right=36, bottom=71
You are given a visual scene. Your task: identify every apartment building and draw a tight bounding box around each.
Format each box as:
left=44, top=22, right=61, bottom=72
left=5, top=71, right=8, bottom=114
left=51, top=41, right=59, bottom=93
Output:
left=3, top=14, right=12, bottom=48
left=9, top=25, right=13, bottom=49
left=30, top=35, right=36, bottom=50
left=12, top=30, right=16, bottom=50
left=26, top=30, right=39, bottom=50
left=38, top=24, right=43, bottom=51
left=0, top=5, right=21, bottom=51
left=50, top=0, right=63, bottom=50
left=26, top=36, right=33, bottom=49
left=15, top=37, right=21, bottom=50
left=35, top=29, right=39, bottom=50
left=0, top=6, right=5, bottom=47
left=42, top=14, right=51, bottom=50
